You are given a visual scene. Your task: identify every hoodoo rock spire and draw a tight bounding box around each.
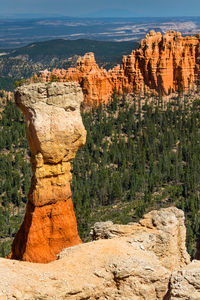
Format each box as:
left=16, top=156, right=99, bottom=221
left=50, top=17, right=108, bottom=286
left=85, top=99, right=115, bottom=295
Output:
left=9, top=82, right=86, bottom=263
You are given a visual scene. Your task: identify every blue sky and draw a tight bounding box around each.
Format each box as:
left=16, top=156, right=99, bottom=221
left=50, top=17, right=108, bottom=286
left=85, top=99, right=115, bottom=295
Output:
left=1, top=0, right=200, bottom=17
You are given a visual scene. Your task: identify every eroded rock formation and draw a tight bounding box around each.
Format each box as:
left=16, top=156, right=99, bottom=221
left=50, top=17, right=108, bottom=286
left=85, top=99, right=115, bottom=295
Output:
left=1, top=207, right=199, bottom=299
left=9, top=82, right=86, bottom=263
left=170, top=260, right=200, bottom=300
left=35, top=31, right=200, bottom=106
left=90, top=207, right=190, bottom=271
left=36, top=53, right=114, bottom=106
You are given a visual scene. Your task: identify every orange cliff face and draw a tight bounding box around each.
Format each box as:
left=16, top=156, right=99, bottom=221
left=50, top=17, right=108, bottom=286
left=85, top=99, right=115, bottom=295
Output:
left=36, top=53, right=115, bottom=106
left=9, top=82, right=86, bottom=263
left=35, top=31, right=200, bottom=106
left=133, top=30, right=200, bottom=95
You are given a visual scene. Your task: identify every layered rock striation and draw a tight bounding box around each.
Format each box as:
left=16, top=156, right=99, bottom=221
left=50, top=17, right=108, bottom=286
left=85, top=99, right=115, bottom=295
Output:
left=2, top=207, right=199, bottom=299
left=35, top=31, right=200, bottom=106
left=9, top=82, right=86, bottom=263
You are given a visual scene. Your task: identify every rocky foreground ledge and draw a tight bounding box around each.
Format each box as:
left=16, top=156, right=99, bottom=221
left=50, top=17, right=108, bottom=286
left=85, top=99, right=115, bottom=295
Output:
left=1, top=207, right=200, bottom=300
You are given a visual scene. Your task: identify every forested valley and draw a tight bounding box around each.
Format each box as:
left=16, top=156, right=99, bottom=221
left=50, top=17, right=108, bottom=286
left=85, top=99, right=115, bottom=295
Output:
left=0, top=92, right=199, bottom=258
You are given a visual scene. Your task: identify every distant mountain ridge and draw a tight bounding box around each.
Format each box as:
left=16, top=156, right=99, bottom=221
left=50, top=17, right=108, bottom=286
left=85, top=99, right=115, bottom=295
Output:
left=0, top=39, right=138, bottom=82
left=0, top=16, right=200, bottom=49
left=4, top=39, right=137, bottom=62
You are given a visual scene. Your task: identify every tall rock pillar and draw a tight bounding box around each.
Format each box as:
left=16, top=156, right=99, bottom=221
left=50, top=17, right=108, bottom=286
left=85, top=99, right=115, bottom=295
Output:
left=10, top=82, right=86, bottom=263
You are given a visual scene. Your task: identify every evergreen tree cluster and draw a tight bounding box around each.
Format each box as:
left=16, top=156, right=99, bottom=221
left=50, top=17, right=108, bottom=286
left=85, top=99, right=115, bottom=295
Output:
left=0, top=102, right=31, bottom=256
left=0, top=94, right=199, bottom=258
left=72, top=95, right=200, bottom=258
left=0, top=77, right=15, bottom=92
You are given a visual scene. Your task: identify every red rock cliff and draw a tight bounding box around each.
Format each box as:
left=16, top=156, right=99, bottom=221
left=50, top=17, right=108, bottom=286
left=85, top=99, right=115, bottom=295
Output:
left=9, top=82, right=86, bottom=263
left=37, top=53, right=114, bottom=106
left=35, top=31, right=200, bottom=106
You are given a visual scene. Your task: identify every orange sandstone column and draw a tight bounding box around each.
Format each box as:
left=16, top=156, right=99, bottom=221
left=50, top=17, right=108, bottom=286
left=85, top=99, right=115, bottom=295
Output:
left=10, top=82, right=86, bottom=263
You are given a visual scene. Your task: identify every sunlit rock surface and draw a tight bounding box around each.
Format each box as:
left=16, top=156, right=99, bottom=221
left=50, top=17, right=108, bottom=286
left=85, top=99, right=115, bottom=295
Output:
left=2, top=207, right=196, bottom=299
left=35, top=31, right=200, bottom=106
left=9, top=82, right=86, bottom=263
